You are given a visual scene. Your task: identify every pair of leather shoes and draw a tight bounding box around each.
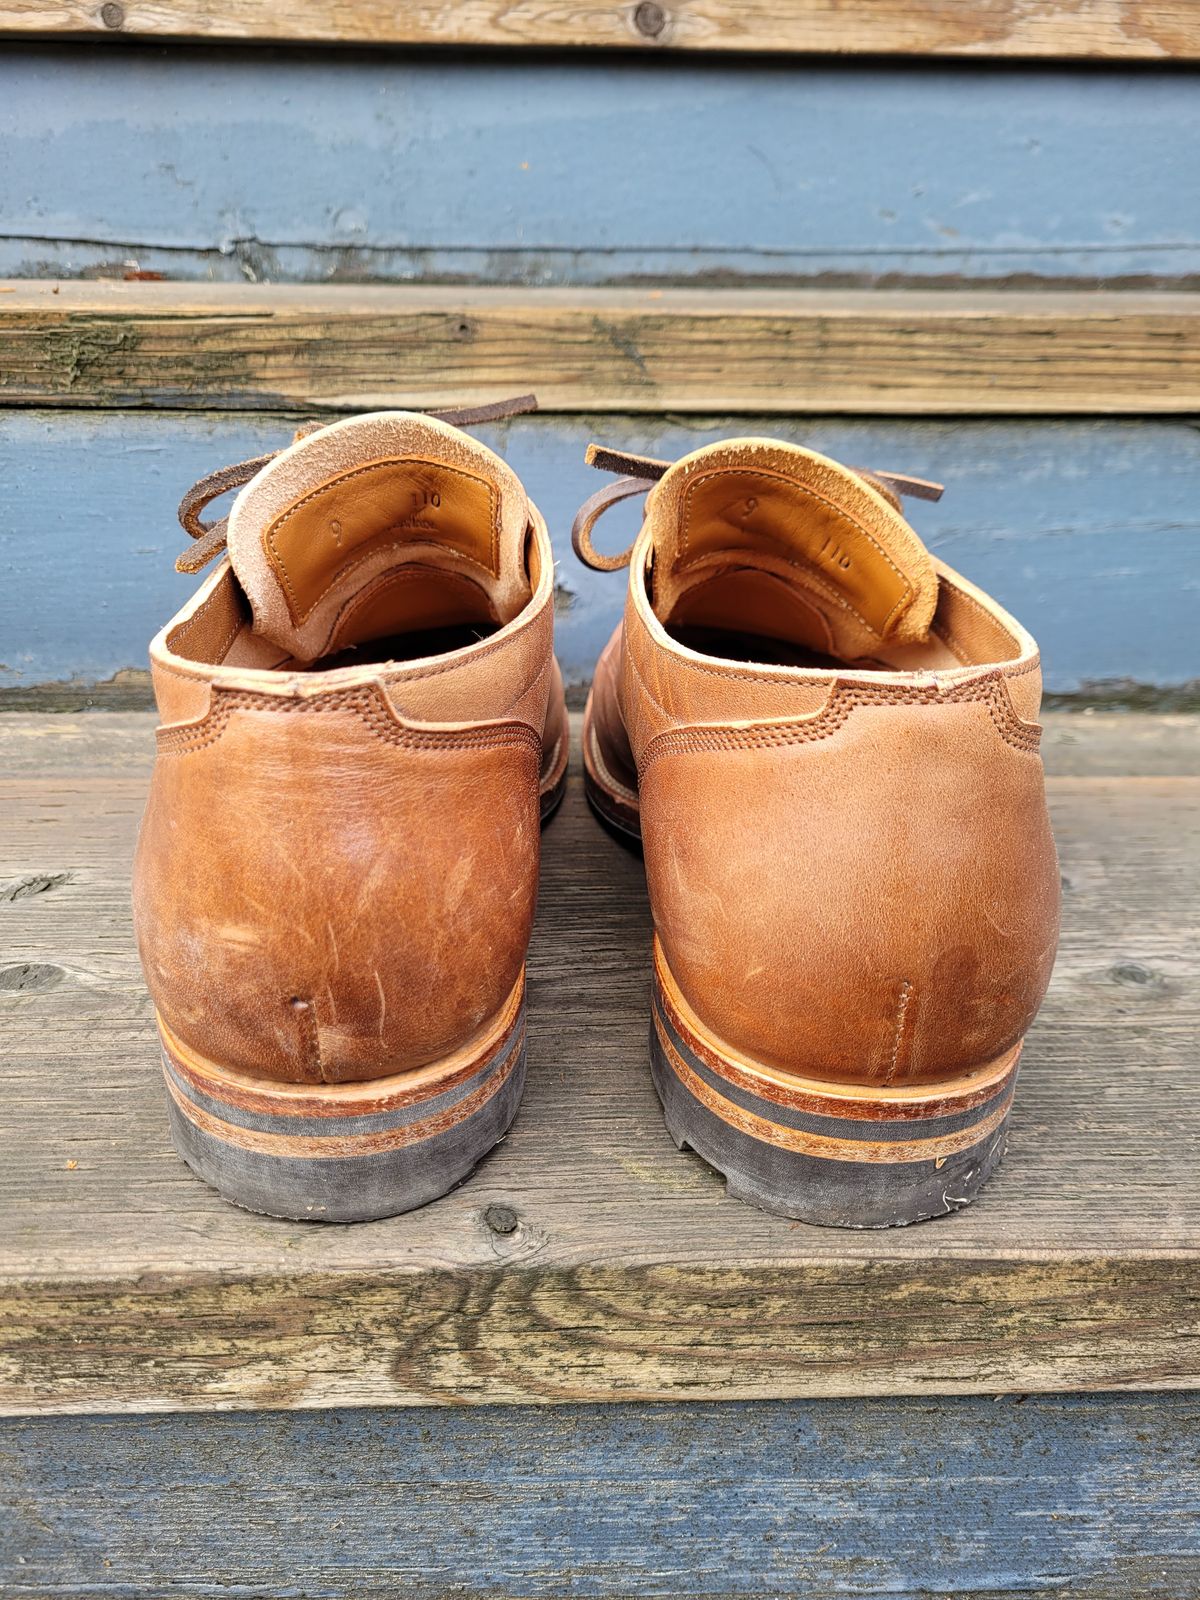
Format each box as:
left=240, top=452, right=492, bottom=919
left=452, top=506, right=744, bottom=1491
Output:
left=133, top=407, right=1059, bottom=1228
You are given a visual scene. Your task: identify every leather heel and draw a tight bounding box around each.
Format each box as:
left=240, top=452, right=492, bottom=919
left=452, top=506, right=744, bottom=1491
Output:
left=651, top=942, right=1020, bottom=1229
left=157, top=974, right=527, bottom=1222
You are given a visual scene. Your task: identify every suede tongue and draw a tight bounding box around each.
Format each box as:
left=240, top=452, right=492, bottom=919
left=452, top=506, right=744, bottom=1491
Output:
left=224, top=412, right=531, bottom=663
left=647, top=439, right=939, bottom=660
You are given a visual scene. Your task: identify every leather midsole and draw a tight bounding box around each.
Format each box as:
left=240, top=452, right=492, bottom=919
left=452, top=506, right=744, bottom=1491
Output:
left=157, top=968, right=526, bottom=1117
left=654, top=937, right=1022, bottom=1119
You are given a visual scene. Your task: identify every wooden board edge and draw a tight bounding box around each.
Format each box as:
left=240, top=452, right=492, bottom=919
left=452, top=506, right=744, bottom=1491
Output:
left=3, top=282, right=1200, bottom=416
left=2, top=1254, right=1197, bottom=1413
left=1, top=1, right=1198, bottom=60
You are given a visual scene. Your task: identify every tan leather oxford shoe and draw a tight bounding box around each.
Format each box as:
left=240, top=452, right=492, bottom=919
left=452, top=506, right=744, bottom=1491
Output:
left=575, top=437, right=1060, bottom=1228
left=133, top=405, right=566, bottom=1221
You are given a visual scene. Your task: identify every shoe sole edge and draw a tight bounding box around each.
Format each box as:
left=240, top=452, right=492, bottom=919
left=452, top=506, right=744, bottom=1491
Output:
left=652, top=949, right=1020, bottom=1229
left=159, top=975, right=527, bottom=1222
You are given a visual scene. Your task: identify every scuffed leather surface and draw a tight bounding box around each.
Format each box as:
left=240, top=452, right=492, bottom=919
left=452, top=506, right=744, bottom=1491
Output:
left=137, top=420, right=562, bottom=1086
left=592, top=444, right=1059, bottom=1089
left=134, top=687, right=541, bottom=1083
left=639, top=697, right=1059, bottom=1084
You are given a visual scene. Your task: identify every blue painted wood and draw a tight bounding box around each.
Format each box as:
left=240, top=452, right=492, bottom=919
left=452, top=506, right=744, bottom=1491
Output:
left=3, top=46, right=1199, bottom=286
left=2, top=1396, right=1198, bottom=1595
left=0, top=411, right=1195, bottom=695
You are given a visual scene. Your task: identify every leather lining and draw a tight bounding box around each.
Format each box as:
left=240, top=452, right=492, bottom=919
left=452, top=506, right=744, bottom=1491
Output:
left=679, top=467, right=917, bottom=640
left=264, top=457, right=501, bottom=626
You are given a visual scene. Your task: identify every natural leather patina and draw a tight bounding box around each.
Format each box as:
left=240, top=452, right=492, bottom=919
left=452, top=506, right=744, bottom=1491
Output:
left=134, top=410, right=567, bottom=1091
left=577, top=436, right=1059, bottom=1225
left=580, top=436, right=1058, bottom=1085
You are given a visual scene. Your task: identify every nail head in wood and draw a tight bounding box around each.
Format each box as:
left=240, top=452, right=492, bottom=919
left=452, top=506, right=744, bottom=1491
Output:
left=484, top=1203, right=520, bottom=1235
left=633, top=2, right=667, bottom=37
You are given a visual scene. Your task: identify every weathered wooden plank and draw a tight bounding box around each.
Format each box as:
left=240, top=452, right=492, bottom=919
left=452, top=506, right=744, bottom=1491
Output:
left=2, top=409, right=1198, bottom=697
left=4, top=0, right=1200, bottom=58
left=2, top=1396, right=1199, bottom=1597
left=3, top=282, right=1199, bottom=414
left=5, top=48, right=1200, bottom=288
left=0, top=715, right=1196, bottom=1413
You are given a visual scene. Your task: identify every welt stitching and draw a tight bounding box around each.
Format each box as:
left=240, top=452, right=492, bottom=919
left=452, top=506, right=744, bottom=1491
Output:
left=680, top=467, right=914, bottom=636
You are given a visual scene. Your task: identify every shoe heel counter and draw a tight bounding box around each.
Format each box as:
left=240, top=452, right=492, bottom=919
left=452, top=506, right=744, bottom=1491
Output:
left=133, top=686, right=543, bottom=1083
left=639, top=690, right=1060, bottom=1086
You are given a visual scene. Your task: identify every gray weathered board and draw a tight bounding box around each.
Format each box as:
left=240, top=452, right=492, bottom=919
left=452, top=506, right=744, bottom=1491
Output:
left=4, top=45, right=1200, bottom=287
left=3, top=1395, right=1199, bottom=1597
left=2, top=410, right=1198, bottom=698
left=0, top=712, right=1197, bottom=1415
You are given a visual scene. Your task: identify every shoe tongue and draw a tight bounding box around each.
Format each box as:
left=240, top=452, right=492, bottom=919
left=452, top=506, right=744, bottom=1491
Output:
left=225, top=412, right=531, bottom=662
left=647, top=439, right=939, bottom=660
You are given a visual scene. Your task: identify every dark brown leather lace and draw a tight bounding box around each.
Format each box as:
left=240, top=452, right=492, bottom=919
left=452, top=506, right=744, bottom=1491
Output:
left=174, top=395, right=539, bottom=574
left=571, top=443, right=944, bottom=573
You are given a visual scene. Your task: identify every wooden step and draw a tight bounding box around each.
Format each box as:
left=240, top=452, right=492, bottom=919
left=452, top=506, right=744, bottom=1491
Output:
left=1, top=0, right=1195, bottom=59
left=4, top=282, right=1200, bottom=414
left=1, top=711, right=1196, bottom=1415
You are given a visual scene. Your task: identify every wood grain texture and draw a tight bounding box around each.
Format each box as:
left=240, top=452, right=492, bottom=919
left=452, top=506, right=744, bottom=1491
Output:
left=3, top=1397, right=1199, bottom=1597
left=2, top=0, right=1198, bottom=58
left=3, top=282, right=1200, bottom=414
left=0, top=714, right=1196, bottom=1414
left=4, top=410, right=1200, bottom=698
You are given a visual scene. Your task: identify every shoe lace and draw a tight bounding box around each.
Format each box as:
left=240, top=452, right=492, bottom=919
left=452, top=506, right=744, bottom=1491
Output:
left=173, top=395, right=540, bottom=575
